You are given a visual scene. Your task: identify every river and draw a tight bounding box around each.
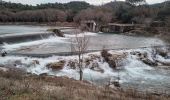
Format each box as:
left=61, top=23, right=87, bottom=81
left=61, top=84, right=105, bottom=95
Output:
left=0, top=25, right=170, bottom=94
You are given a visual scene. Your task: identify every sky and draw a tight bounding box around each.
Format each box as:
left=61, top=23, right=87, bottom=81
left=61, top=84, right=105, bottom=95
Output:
left=3, top=0, right=166, bottom=5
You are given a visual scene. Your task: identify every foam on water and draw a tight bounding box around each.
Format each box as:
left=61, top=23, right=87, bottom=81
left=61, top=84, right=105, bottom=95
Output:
left=2, top=36, right=68, bottom=51
left=0, top=45, right=170, bottom=92
left=65, top=32, right=98, bottom=38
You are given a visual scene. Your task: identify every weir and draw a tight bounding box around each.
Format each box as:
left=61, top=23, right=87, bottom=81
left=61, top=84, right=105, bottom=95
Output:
left=6, top=45, right=170, bottom=58
left=0, top=32, right=56, bottom=44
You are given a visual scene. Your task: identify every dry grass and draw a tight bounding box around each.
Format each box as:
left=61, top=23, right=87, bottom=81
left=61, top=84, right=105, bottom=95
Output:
left=0, top=69, right=169, bottom=100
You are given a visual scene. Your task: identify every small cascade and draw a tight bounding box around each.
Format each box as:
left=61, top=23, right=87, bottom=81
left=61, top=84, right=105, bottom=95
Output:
left=0, top=32, right=56, bottom=44
left=0, top=47, right=169, bottom=89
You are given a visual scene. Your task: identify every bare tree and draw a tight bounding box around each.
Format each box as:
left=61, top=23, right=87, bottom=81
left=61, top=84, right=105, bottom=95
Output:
left=74, top=7, right=113, bottom=25
left=70, top=30, right=89, bottom=81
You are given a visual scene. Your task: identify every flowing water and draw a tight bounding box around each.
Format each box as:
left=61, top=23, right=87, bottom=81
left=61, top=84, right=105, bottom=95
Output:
left=0, top=25, right=170, bottom=94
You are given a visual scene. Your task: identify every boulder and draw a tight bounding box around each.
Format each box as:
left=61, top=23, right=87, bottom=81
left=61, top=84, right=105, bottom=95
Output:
left=101, top=50, right=127, bottom=69
left=67, top=60, right=77, bottom=69
left=90, top=62, right=104, bottom=73
left=84, top=58, right=91, bottom=67
left=46, top=60, right=65, bottom=71
left=88, top=54, right=101, bottom=60
left=156, top=60, right=170, bottom=66
left=101, top=49, right=112, bottom=62
left=39, top=73, right=48, bottom=77
left=14, top=60, right=22, bottom=65
left=156, top=48, right=168, bottom=57
left=52, top=29, right=64, bottom=37
left=142, top=58, right=157, bottom=66
left=1, top=50, right=7, bottom=57
left=32, top=60, right=40, bottom=65
left=133, top=51, right=158, bottom=66
left=111, top=81, right=120, bottom=87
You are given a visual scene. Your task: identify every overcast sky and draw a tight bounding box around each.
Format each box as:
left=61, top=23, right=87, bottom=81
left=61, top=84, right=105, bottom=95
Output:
left=3, top=0, right=166, bottom=5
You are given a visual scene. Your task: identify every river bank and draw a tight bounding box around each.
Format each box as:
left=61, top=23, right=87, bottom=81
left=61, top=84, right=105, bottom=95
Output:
left=0, top=68, right=169, bottom=100
left=0, top=46, right=170, bottom=94
left=0, top=22, right=77, bottom=27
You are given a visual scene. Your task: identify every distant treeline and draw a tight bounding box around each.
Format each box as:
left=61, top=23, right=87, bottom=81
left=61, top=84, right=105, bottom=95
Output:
left=0, top=0, right=170, bottom=25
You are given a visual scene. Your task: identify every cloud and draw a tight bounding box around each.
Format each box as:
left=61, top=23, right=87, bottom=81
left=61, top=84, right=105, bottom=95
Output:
left=3, top=0, right=166, bottom=5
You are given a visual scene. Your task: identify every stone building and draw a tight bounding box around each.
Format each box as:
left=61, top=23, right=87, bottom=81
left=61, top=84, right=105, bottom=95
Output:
left=101, top=23, right=135, bottom=33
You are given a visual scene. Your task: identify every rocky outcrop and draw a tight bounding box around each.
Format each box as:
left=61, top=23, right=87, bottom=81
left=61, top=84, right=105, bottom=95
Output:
left=101, top=49, right=116, bottom=68
left=67, top=60, right=78, bottom=69
left=142, top=58, right=158, bottom=66
left=157, top=60, right=170, bottom=66
left=131, top=51, right=157, bottom=66
left=156, top=48, right=168, bottom=58
left=52, top=29, right=65, bottom=37
left=101, top=50, right=127, bottom=69
left=85, top=54, right=101, bottom=67
left=46, top=60, right=65, bottom=71
left=90, top=62, right=104, bottom=73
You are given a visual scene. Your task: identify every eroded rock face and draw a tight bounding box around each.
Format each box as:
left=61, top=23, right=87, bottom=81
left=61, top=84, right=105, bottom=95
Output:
left=101, top=50, right=127, bottom=69
left=46, top=60, right=65, bottom=71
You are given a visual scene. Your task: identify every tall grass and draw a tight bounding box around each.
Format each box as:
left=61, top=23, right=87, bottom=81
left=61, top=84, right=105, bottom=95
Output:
left=0, top=69, right=169, bottom=100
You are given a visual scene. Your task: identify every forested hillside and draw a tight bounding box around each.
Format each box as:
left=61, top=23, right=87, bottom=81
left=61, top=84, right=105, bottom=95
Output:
left=0, top=0, right=169, bottom=24
left=0, top=1, right=91, bottom=22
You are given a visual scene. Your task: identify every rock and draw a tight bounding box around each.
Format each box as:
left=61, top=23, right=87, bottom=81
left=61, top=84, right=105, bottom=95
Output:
left=1, top=50, right=7, bottom=57
left=32, top=60, right=40, bottom=65
left=156, top=60, right=170, bottom=66
left=101, top=49, right=112, bottom=62
left=131, top=51, right=157, bottom=66
left=156, top=48, right=168, bottom=57
left=47, top=60, right=65, bottom=71
left=90, top=62, right=104, bottom=73
left=84, top=58, right=92, bottom=67
left=67, top=60, right=77, bottom=69
left=101, top=50, right=127, bottom=69
left=134, top=51, right=158, bottom=66
left=107, top=59, right=117, bottom=69
left=111, top=81, right=120, bottom=87
left=53, top=29, right=64, bottom=37
left=14, top=60, right=22, bottom=65
left=39, top=73, right=48, bottom=77
left=85, top=54, right=101, bottom=67
left=88, top=54, right=101, bottom=60
left=142, top=58, right=157, bottom=66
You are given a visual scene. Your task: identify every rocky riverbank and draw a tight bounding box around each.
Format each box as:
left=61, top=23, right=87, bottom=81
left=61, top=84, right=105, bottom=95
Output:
left=0, top=46, right=170, bottom=94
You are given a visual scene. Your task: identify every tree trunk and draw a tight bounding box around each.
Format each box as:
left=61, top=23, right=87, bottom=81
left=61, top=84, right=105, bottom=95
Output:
left=78, top=53, right=83, bottom=81
left=79, top=69, right=83, bottom=81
